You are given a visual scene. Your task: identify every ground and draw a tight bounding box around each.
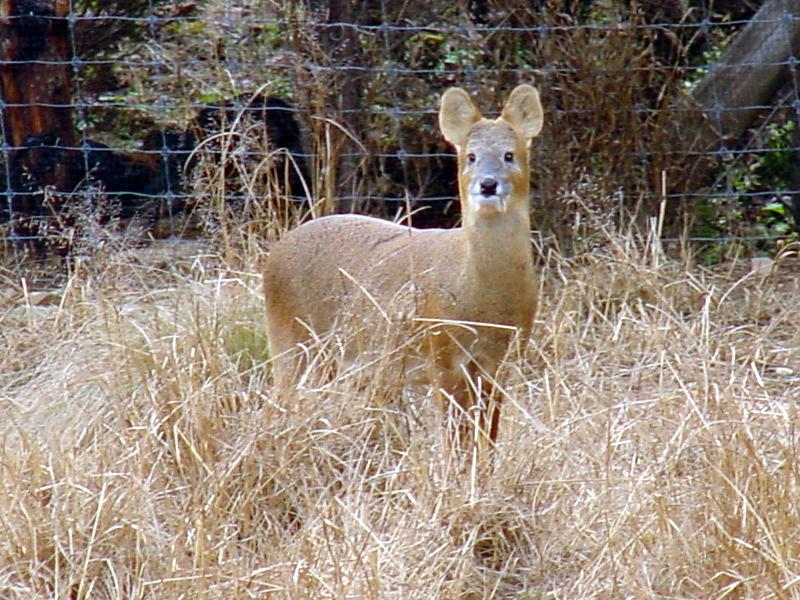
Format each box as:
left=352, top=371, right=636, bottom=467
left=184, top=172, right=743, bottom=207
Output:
left=1, top=229, right=799, bottom=598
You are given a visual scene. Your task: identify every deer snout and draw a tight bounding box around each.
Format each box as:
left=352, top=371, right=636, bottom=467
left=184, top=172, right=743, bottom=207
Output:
left=470, top=174, right=508, bottom=213
left=480, top=177, right=498, bottom=197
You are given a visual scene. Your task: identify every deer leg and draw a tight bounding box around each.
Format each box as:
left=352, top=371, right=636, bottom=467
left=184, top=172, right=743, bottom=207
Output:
left=427, top=328, right=508, bottom=457
left=467, top=363, right=502, bottom=452
left=433, top=369, right=472, bottom=453
left=488, top=388, right=502, bottom=446
left=266, top=312, right=310, bottom=391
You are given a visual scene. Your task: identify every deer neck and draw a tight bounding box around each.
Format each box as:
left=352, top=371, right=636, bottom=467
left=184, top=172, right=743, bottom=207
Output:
left=461, top=201, right=532, bottom=286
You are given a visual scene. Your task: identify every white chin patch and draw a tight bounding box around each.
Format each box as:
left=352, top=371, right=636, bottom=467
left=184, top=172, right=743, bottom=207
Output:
left=472, top=194, right=507, bottom=213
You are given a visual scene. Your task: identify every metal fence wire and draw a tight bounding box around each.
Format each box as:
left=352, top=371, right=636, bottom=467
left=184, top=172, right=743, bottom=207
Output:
left=1, top=0, right=799, bottom=255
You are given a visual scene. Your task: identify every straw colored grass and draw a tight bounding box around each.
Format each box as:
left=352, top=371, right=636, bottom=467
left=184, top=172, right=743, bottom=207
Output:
left=1, top=220, right=799, bottom=598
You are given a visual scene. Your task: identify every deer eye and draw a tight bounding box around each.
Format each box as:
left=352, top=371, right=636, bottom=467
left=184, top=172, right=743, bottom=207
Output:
left=466, top=152, right=476, bottom=164
left=504, top=151, right=514, bottom=163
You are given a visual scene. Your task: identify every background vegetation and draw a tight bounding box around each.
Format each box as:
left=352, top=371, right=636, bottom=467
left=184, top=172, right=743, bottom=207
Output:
left=4, top=0, right=793, bottom=254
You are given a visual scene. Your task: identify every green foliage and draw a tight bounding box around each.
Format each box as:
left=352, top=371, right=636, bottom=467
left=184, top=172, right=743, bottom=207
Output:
left=223, top=322, right=270, bottom=376
left=682, top=16, right=731, bottom=93
left=694, top=120, right=797, bottom=263
left=754, top=121, right=796, bottom=189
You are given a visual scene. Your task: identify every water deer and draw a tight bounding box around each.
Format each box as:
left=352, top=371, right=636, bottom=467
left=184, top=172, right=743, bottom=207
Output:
left=263, top=84, right=543, bottom=454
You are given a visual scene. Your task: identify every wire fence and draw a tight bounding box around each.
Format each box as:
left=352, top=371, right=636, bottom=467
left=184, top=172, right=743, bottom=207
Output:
left=1, top=0, right=799, bottom=257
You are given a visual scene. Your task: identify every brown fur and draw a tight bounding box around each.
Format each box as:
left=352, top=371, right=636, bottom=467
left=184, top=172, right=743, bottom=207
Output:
left=263, top=84, right=544, bottom=452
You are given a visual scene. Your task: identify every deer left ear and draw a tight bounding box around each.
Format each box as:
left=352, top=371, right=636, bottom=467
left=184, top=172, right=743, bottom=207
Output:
left=500, top=84, right=543, bottom=144
left=439, top=87, right=482, bottom=149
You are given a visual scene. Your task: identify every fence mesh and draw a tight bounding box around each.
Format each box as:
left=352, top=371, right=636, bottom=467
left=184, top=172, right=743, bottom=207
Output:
left=1, top=0, right=799, bottom=258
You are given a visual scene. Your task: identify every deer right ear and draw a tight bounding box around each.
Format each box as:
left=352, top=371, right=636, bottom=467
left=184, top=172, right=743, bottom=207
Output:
left=439, top=87, right=482, bottom=148
left=500, top=84, right=543, bottom=142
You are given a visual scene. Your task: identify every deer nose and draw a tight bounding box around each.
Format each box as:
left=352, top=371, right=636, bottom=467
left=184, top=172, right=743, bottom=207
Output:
left=480, top=177, right=498, bottom=197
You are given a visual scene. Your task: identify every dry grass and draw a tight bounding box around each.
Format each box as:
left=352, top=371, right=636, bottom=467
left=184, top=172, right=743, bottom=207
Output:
left=1, top=209, right=799, bottom=599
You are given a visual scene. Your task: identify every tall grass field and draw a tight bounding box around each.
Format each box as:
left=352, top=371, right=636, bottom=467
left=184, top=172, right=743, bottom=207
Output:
left=1, top=212, right=799, bottom=598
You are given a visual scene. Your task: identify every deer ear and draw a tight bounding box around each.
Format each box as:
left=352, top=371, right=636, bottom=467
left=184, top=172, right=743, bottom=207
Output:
left=439, top=87, right=482, bottom=148
left=500, top=84, right=543, bottom=142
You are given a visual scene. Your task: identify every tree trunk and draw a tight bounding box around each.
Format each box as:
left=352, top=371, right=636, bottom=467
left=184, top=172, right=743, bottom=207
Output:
left=791, top=110, right=800, bottom=230
left=1, top=0, right=79, bottom=215
left=319, top=0, right=365, bottom=213
left=657, top=0, right=800, bottom=223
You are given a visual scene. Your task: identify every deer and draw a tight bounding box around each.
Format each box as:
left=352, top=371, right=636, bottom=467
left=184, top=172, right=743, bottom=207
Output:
left=262, top=83, right=543, bottom=456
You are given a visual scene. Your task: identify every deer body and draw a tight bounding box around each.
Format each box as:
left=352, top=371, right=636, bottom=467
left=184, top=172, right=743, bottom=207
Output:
left=263, top=84, right=543, bottom=449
